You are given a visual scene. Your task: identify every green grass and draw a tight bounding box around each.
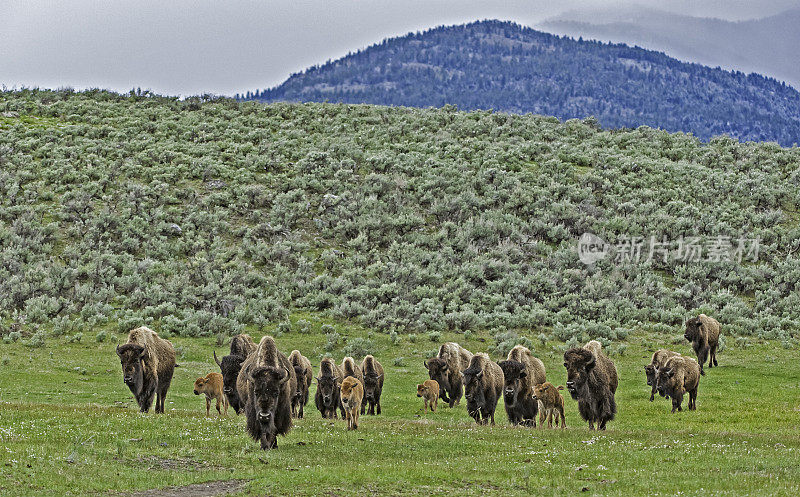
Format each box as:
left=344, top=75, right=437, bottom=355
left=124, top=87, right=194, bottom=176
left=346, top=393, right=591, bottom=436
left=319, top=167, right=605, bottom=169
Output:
left=1, top=324, right=799, bottom=496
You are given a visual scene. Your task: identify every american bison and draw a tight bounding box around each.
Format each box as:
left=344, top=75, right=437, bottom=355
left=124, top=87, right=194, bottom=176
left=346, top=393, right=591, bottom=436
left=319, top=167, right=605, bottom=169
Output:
left=288, top=350, right=312, bottom=418
left=461, top=353, right=504, bottom=425
left=685, top=314, right=721, bottom=375
left=498, top=345, right=546, bottom=426
left=193, top=372, right=228, bottom=416
left=341, top=356, right=364, bottom=383
left=340, top=376, right=364, bottom=430
left=564, top=340, right=618, bottom=430
left=360, top=355, right=384, bottom=415
left=644, top=349, right=681, bottom=401
left=238, top=336, right=296, bottom=450
left=424, top=342, right=473, bottom=408
left=417, top=379, right=440, bottom=413
left=656, top=355, right=701, bottom=413
left=116, top=326, right=176, bottom=414
left=532, top=382, right=566, bottom=429
left=213, top=333, right=257, bottom=414
left=315, top=357, right=345, bottom=419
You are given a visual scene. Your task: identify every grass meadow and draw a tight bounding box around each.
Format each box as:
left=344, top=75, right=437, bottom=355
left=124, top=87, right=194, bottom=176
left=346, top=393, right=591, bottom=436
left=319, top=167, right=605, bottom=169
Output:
left=1, top=319, right=799, bottom=496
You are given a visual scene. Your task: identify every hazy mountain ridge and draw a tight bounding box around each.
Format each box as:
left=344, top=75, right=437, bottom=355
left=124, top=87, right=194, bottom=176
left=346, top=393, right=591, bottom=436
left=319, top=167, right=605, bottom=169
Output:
left=243, top=20, right=800, bottom=146
left=539, top=6, right=800, bottom=91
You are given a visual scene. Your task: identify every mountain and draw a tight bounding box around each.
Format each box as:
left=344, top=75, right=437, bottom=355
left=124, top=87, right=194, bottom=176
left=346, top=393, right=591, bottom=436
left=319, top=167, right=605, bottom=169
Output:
left=539, top=6, right=800, bottom=91
left=242, top=20, right=800, bottom=146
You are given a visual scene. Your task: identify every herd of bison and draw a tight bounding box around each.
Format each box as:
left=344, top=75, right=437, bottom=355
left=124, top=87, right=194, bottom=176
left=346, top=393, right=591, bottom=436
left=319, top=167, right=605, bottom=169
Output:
left=115, top=314, right=721, bottom=450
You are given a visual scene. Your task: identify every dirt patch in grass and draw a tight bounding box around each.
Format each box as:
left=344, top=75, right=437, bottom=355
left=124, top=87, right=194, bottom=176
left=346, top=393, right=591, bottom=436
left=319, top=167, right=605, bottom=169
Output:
left=126, top=479, right=246, bottom=497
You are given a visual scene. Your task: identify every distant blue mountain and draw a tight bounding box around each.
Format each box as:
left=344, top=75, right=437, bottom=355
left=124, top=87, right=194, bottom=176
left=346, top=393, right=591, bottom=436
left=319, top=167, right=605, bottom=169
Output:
left=241, top=20, right=800, bottom=146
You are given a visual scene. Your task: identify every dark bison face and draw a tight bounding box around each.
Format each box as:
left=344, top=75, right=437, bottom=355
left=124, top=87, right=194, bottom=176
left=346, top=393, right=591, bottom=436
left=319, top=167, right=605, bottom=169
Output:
left=656, top=367, right=675, bottom=397
left=217, top=354, right=245, bottom=400
left=462, top=369, right=485, bottom=408
left=497, top=360, right=526, bottom=405
left=363, top=373, right=383, bottom=402
left=424, top=358, right=450, bottom=392
left=564, top=349, right=595, bottom=400
left=644, top=364, right=656, bottom=386
left=250, top=366, right=289, bottom=426
left=685, top=318, right=702, bottom=342
left=116, top=344, right=146, bottom=395
left=293, top=366, right=308, bottom=402
left=316, top=374, right=339, bottom=408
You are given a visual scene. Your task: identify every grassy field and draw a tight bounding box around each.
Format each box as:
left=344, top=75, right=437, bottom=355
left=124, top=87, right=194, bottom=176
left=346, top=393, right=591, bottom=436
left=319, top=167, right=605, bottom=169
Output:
left=1, top=319, right=799, bottom=496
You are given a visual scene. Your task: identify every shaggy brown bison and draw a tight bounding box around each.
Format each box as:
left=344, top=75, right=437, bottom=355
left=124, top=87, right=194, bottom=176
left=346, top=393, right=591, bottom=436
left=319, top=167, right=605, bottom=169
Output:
left=417, top=379, right=440, bottom=413
left=656, top=355, right=701, bottom=413
left=462, top=353, right=504, bottom=425
left=644, top=349, right=681, bottom=402
left=194, top=372, right=228, bottom=416
left=340, top=376, right=364, bottom=430
left=341, top=357, right=364, bottom=383
left=564, top=340, right=618, bottom=430
left=116, top=326, right=176, bottom=414
left=213, top=333, right=257, bottom=414
left=237, top=336, right=296, bottom=450
left=315, top=358, right=345, bottom=419
left=498, top=345, right=546, bottom=426
left=288, top=350, right=312, bottom=418
left=425, top=342, right=473, bottom=408
left=360, top=355, right=384, bottom=415
left=685, top=314, right=721, bottom=375
left=532, top=382, right=566, bottom=429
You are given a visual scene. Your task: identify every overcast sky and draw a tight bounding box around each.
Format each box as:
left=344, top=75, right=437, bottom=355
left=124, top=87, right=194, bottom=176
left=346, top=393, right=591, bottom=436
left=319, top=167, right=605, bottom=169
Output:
left=2, top=0, right=798, bottom=96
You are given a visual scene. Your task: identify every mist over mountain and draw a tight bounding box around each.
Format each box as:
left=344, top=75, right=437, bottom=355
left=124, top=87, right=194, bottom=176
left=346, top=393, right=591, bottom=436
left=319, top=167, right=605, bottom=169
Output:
left=243, top=20, right=800, bottom=146
left=539, top=6, right=800, bottom=91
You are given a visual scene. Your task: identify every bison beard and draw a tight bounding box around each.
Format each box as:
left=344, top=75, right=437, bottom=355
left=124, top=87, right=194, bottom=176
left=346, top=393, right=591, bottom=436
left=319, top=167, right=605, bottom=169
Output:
left=462, top=354, right=503, bottom=425
left=497, top=360, right=538, bottom=426
left=245, top=366, right=292, bottom=450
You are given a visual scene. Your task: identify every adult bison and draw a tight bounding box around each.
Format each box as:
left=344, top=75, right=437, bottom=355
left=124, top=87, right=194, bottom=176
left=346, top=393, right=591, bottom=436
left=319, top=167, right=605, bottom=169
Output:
left=213, top=334, right=257, bottom=414
left=116, top=326, right=176, bottom=414
left=424, top=342, right=473, bottom=408
left=564, top=340, right=618, bottom=430
left=685, top=314, right=721, bottom=375
left=315, top=358, right=345, bottom=419
left=644, top=349, right=681, bottom=402
left=656, top=355, right=701, bottom=413
left=360, top=355, right=384, bottom=415
left=498, top=345, right=546, bottom=426
left=237, top=336, right=296, bottom=450
left=461, top=353, right=504, bottom=425
left=288, top=350, right=312, bottom=418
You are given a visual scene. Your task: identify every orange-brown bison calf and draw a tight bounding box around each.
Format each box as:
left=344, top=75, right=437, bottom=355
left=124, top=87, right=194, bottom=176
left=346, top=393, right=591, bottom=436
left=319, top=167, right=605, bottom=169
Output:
left=194, top=372, right=228, bottom=416
left=340, top=376, right=364, bottom=430
left=532, top=382, right=566, bottom=429
left=416, top=379, right=440, bottom=413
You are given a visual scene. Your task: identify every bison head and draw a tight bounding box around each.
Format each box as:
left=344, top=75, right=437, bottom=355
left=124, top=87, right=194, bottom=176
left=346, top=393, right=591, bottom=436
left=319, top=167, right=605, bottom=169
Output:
left=316, top=374, right=339, bottom=408
left=461, top=367, right=486, bottom=409
left=416, top=383, right=428, bottom=397
left=684, top=317, right=703, bottom=343
left=340, top=377, right=360, bottom=411
left=116, top=344, right=147, bottom=395
left=644, top=364, right=657, bottom=386
left=424, top=358, right=450, bottom=392
left=531, top=382, right=551, bottom=402
left=215, top=352, right=246, bottom=406
left=363, top=372, right=383, bottom=403
left=193, top=377, right=206, bottom=395
left=563, top=348, right=595, bottom=400
left=249, top=366, right=289, bottom=426
left=655, top=367, right=675, bottom=398
left=497, top=360, right=526, bottom=406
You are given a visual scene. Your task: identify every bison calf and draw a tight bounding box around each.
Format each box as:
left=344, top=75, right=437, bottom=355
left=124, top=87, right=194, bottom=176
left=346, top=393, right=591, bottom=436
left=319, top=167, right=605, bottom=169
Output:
left=340, top=376, right=364, bottom=430
left=644, top=349, right=681, bottom=402
left=417, top=379, right=440, bottom=413
left=116, top=326, right=176, bottom=414
left=532, top=382, right=566, bottom=429
left=564, top=340, right=618, bottom=430
left=194, top=372, right=228, bottom=416
left=685, top=314, right=721, bottom=375
left=656, top=355, right=701, bottom=413
left=462, top=353, right=504, bottom=425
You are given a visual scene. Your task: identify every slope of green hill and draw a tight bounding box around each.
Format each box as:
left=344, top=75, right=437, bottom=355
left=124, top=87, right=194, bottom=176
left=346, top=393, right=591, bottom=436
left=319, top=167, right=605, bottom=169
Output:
left=1, top=89, right=800, bottom=347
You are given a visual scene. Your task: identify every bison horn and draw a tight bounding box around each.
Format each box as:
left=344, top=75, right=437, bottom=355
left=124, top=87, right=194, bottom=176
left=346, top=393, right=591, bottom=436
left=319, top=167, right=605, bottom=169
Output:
left=115, top=344, right=121, bottom=356
left=423, top=360, right=429, bottom=370
left=213, top=350, right=221, bottom=367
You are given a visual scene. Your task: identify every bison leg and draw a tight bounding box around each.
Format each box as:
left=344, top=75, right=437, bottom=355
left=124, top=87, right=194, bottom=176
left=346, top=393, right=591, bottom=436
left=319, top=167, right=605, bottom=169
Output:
left=598, top=419, right=607, bottom=430
left=206, top=397, right=211, bottom=416
left=689, top=388, right=697, bottom=410
left=711, top=346, right=718, bottom=367
left=559, top=408, right=566, bottom=429
left=361, top=398, right=366, bottom=416
left=588, top=421, right=595, bottom=430
left=650, top=385, right=657, bottom=402
left=215, top=397, right=221, bottom=415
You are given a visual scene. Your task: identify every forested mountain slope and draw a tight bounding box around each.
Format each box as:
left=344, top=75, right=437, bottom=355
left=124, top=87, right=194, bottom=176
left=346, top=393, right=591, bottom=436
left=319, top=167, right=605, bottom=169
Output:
left=244, top=20, right=800, bottom=146
left=1, top=89, right=799, bottom=346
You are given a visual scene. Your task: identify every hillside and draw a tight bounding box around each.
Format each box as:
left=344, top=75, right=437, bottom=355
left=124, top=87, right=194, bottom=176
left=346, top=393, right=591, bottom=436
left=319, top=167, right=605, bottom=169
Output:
left=243, top=20, right=800, bottom=146
left=539, top=6, right=800, bottom=91
left=1, top=89, right=800, bottom=348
